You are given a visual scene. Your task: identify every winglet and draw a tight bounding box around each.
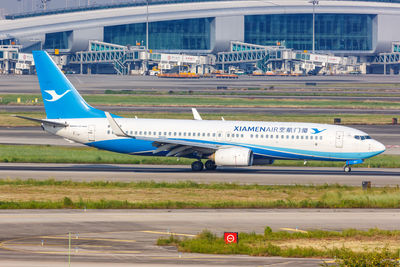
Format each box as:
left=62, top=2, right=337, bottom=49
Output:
left=105, top=112, right=133, bottom=138
left=192, top=108, right=202, bottom=120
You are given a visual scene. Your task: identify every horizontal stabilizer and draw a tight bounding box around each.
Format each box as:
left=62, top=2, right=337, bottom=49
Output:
left=13, top=115, right=68, bottom=127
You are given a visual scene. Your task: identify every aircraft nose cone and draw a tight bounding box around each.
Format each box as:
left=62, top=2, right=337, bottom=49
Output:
left=373, top=140, right=386, bottom=153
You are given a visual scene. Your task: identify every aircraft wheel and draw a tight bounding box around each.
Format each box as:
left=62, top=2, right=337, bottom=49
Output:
left=205, top=160, right=217, bottom=170
left=191, top=161, right=204, bottom=171
left=344, top=165, right=352, bottom=173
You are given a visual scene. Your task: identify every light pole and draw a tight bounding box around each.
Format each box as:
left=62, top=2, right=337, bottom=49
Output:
left=146, top=0, right=149, bottom=73
left=309, top=0, right=319, bottom=54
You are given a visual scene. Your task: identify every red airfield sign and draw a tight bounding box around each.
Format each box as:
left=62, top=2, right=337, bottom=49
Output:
left=224, top=232, right=238, bottom=244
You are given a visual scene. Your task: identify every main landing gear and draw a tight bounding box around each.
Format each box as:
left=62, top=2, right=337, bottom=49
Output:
left=204, top=160, right=217, bottom=170
left=191, top=160, right=217, bottom=171
left=191, top=161, right=204, bottom=171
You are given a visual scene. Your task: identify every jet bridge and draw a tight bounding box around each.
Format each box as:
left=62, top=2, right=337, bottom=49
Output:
left=216, top=41, right=355, bottom=74
left=68, top=40, right=145, bottom=75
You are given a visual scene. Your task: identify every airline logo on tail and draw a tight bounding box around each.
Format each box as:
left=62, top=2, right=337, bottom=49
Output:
left=44, top=90, right=71, bottom=102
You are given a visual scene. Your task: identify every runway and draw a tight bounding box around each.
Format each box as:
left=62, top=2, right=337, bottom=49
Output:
left=1, top=163, right=399, bottom=186
left=0, top=209, right=399, bottom=266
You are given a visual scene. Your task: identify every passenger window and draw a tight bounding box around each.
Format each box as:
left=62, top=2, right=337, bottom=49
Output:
left=255, top=134, right=258, bottom=138
left=139, top=131, right=142, bottom=135
left=241, top=134, right=244, bottom=138
left=250, top=134, right=253, bottom=138
left=135, top=131, right=138, bottom=135
left=301, top=136, right=304, bottom=140
left=281, top=135, right=284, bottom=139
left=286, top=135, right=289, bottom=139
left=218, top=133, right=222, bottom=137
left=271, top=135, right=273, bottom=139
left=207, top=133, right=210, bottom=137
left=305, top=136, right=308, bottom=140
left=202, top=133, right=205, bottom=137
left=276, top=135, right=279, bottom=139
left=260, top=134, right=263, bottom=138
left=291, top=135, right=294, bottom=139
left=107, top=130, right=110, bottom=134
left=153, top=131, right=156, bottom=135
left=265, top=135, right=268, bottom=139
left=320, top=136, right=322, bottom=140
left=310, top=136, right=313, bottom=140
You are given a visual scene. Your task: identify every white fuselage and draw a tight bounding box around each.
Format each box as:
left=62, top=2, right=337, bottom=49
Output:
left=44, top=118, right=385, bottom=162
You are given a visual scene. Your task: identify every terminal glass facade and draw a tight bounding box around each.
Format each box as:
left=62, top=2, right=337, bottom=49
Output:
left=104, top=18, right=212, bottom=50
left=245, top=14, right=374, bottom=51
left=43, top=31, right=72, bottom=49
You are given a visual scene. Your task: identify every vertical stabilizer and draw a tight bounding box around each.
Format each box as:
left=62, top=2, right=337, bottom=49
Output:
left=33, top=51, right=105, bottom=119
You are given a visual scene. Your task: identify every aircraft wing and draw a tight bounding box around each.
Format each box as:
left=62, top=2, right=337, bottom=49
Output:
left=105, top=112, right=219, bottom=157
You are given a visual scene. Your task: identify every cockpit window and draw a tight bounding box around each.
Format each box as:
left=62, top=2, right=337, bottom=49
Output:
left=354, top=135, right=371, bottom=140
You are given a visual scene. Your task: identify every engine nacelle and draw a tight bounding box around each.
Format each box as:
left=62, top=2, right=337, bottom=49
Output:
left=210, top=147, right=253, bottom=166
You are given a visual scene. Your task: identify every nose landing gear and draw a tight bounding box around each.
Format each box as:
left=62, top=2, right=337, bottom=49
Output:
left=344, top=165, right=352, bottom=173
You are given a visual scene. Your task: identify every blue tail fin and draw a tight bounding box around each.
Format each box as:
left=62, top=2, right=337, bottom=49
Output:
left=33, top=51, right=105, bottom=119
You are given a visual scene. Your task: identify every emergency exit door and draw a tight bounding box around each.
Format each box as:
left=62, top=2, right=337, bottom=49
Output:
left=335, top=131, right=344, bottom=148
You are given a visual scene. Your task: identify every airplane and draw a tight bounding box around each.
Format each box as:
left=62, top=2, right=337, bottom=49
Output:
left=17, top=51, right=386, bottom=173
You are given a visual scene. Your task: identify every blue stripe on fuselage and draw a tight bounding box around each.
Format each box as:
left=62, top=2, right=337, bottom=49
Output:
left=86, top=138, right=382, bottom=161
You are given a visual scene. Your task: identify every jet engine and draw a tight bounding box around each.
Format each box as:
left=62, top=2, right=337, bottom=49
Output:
left=210, top=147, right=253, bottom=166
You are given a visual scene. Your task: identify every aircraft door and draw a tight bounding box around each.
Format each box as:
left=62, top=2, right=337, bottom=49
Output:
left=335, top=131, right=343, bottom=148
left=88, top=125, right=95, bottom=142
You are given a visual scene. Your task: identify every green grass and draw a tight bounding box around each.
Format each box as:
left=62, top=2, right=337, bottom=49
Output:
left=158, top=228, right=400, bottom=266
left=0, top=144, right=397, bottom=168
left=2, top=94, right=400, bottom=109
left=2, top=180, right=400, bottom=209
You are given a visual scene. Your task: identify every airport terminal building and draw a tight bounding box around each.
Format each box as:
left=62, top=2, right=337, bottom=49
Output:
left=1, top=0, right=400, bottom=73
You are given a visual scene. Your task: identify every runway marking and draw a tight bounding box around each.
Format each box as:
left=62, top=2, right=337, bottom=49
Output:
left=39, top=235, right=137, bottom=243
left=280, top=228, right=308, bottom=233
left=4, top=243, right=112, bottom=248
left=0, top=233, right=141, bottom=256
left=141, top=230, right=196, bottom=237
